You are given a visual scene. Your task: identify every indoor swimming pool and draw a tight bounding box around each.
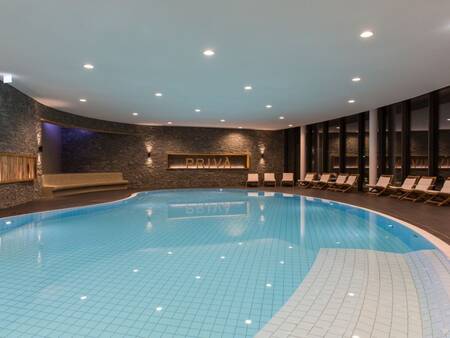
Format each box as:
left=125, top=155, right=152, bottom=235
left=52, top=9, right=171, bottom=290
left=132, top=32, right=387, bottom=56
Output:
left=0, top=189, right=447, bottom=337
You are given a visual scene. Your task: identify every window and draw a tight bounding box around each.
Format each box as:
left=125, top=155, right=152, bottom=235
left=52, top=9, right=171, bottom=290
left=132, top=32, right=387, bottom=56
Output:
left=345, top=116, right=358, bottom=174
left=328, top=120, right=340, bottom=174
left=410, top=95, right=429, bottom=176
left=439, top=87, right=450, bottom=179
left=386, top=104, right=403, bottom=182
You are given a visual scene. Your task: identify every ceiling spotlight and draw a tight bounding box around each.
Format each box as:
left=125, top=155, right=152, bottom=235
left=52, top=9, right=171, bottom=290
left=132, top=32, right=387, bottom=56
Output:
left=167, top=121, right=173, bottom=125
left=203, top=49, right=215, bottom=56
left=265, top=105, right=272, bottom=109
left=279, top=116, right=285, bottom=120
left=288, top=124, right=293, bottom=127
left=360, top=30, right=374, bottom=38
left=79, top=98, right=87, bottom=103
left=2, top=73, right=12, bottom=84
left=83, top=64, right=94, bottom=70
left=352, top=77, right=361, bottom=82
left=155, top=92, right=163, bottom=97
left=244, top=85, right=253, bottom=91
left=132, top=112, right=138, bottom=116
left=220, top=119, right=226, bottom=123
left=195, top=109, right=201, bottom=113
left=348, top=99, right=356, bottom=104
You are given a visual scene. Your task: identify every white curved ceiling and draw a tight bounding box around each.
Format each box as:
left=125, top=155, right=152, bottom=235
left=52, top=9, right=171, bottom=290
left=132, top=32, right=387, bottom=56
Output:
left=1, top=0, right=450, bottom=130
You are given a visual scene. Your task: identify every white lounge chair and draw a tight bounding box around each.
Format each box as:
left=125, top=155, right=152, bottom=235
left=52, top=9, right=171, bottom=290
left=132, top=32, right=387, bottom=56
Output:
left=263, top=173, right=276, bottom=186
left=388, top=176, right=420, bottom=199
left=401, top=176, right=436, bottom=202
left=367, top=175, right=394, bottom=196
left=311, top=173, right=332, bottom=190
left=281, top=173, right=294, bottom=186
left=424, top=177, right=450, bottom=206
left=298, top=172, right=317, bottom=188
left=326, top=173, right=348, bottom=190
left=246, top=173, right=259, bottom=187
left=333, top=174, right=359, bottom=192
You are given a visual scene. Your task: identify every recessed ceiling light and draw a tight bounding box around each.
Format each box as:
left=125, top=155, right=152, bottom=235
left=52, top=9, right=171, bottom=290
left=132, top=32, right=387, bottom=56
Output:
left=167, top=121, right=172, bottom=125
left=352, top=77, right=361, bottom=82
left=132, top=112, right=138, bottom=116
left=203, top=49, right=215, bottom=56
left=83, top=64, right=94, bottom=70
left=244, top=85, right=253, bottom=91
left=155, top=92, right=163, bottom=97
left=238, top=126, right=243, bottom=129
left=279, top=116, right=285, bottom=120
left=220, top=119, right=226, bottom=122
left=348, top=99, right=356, bottom=104
left=79, top=98, right=87, bottom=102
left=195, top=109, right=201, bottom=113
left=2, top=73, right=12, bottom=84
left=265, top=105, right=272, bottom=109
left=447, top=118, right=450, bottom=121
left=360, top=30, right=374, bottom=38
left=288, top=124, right=293, bottom=127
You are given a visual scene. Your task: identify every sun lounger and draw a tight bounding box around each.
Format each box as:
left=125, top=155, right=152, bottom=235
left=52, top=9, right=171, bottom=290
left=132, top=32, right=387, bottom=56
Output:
left=281, top=173, right=294, bottom=186
left=423, top=177, right=450, bottom=206
left=333, top=174, right=359, bottom=192
left=367, top=175, right=394, bottom=196
left=311, top=173, right=332, bottom=190
left=388, top=176, right=420, bottom=199
left=327, top=173, right=348, bottom=190
left=298, top=172, right=317, bottom=188
left=246, top=173, right=259, bottom=187
left=263, top=173, right=276, bottom=186
left=400, top=176, right=436, bottom=202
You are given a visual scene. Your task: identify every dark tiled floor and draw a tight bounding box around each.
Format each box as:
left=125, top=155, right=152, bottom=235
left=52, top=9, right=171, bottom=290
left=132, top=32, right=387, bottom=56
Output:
left=0, top=187, right=449, bottom=244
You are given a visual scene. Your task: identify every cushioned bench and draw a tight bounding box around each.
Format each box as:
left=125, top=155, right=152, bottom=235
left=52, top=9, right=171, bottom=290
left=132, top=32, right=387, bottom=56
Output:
left=42, top=172, right=129, bottom=197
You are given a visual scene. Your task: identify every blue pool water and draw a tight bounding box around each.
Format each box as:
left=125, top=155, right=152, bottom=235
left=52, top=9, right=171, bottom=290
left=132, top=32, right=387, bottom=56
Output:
left=0, top=189, right=435, bottom=337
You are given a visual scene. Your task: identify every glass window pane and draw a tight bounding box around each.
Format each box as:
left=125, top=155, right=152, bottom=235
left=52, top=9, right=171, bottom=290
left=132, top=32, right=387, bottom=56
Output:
left=410, top=95, right=429, bottom=176
left=439, top=87, right=450, bottom=179
left=345, top=116, right=358, bottom=174
left=328, top=120, right=340, bottom=174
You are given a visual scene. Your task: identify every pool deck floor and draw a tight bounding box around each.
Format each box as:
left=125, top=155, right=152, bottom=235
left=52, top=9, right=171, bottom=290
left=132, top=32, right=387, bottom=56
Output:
left=0, top=186, right=449, bottom=245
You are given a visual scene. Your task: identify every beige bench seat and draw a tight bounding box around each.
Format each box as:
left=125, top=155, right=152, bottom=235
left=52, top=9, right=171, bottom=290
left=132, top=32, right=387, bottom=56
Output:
left=42, top=172, right=129, bottom=197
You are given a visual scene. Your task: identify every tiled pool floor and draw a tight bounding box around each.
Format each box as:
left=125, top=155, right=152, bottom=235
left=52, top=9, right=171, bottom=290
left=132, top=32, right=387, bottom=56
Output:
left=256, top=249, right=450, bottom=338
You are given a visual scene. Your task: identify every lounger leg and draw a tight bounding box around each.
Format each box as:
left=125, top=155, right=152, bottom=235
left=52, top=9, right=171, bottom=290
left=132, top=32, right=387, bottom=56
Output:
left=438, top=196, right=450, bottom=207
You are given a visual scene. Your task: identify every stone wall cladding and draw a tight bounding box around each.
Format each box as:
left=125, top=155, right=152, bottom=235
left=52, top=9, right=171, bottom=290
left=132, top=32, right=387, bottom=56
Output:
left=0, top=84, right=40, bottom=208
left=0, top=84, right=284, bottom=208
left=61, top=125, right=284, bottom=188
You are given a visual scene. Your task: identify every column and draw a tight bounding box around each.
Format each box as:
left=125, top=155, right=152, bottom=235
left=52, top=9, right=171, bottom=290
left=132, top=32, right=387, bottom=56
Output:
left=300, top=125, right=307, bottom=180
left=369, top=109, right=378, bottom=185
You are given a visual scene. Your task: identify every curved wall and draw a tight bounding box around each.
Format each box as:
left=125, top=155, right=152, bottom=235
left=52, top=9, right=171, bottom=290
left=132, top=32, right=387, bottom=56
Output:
left=0, top=84, right=284, bottom=209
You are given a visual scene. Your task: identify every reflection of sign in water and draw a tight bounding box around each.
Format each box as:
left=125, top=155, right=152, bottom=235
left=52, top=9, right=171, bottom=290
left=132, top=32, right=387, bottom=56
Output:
left=168, top=201, right=249, bottom=219
left=168, top=154, right=250, bottom=170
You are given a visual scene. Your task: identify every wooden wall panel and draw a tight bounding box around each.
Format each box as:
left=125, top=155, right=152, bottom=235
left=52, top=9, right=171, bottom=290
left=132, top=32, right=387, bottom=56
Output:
left=0, top=153, right=37, bottom=184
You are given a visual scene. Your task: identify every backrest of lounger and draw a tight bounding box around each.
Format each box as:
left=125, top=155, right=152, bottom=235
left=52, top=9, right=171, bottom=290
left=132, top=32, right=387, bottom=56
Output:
left=346, top=175, right=358, bottom=186
left=320, top=173, right=331, bottom=182
left=282, top=173, right=294, bottom=181
left=335, top=174, right=347, bottom=184
left=401, top=176, right=418, bottom=189
left=248, top=173, right=259, bottom=182
left=415, top=177, right=435, bottom=190
left=305, top=173, right=315, bottom=181
left=264, top=173, right=275, bottom=181
left=378, top=175, right=392, bottom=187
left=441, top=178, right=450, bottom=193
